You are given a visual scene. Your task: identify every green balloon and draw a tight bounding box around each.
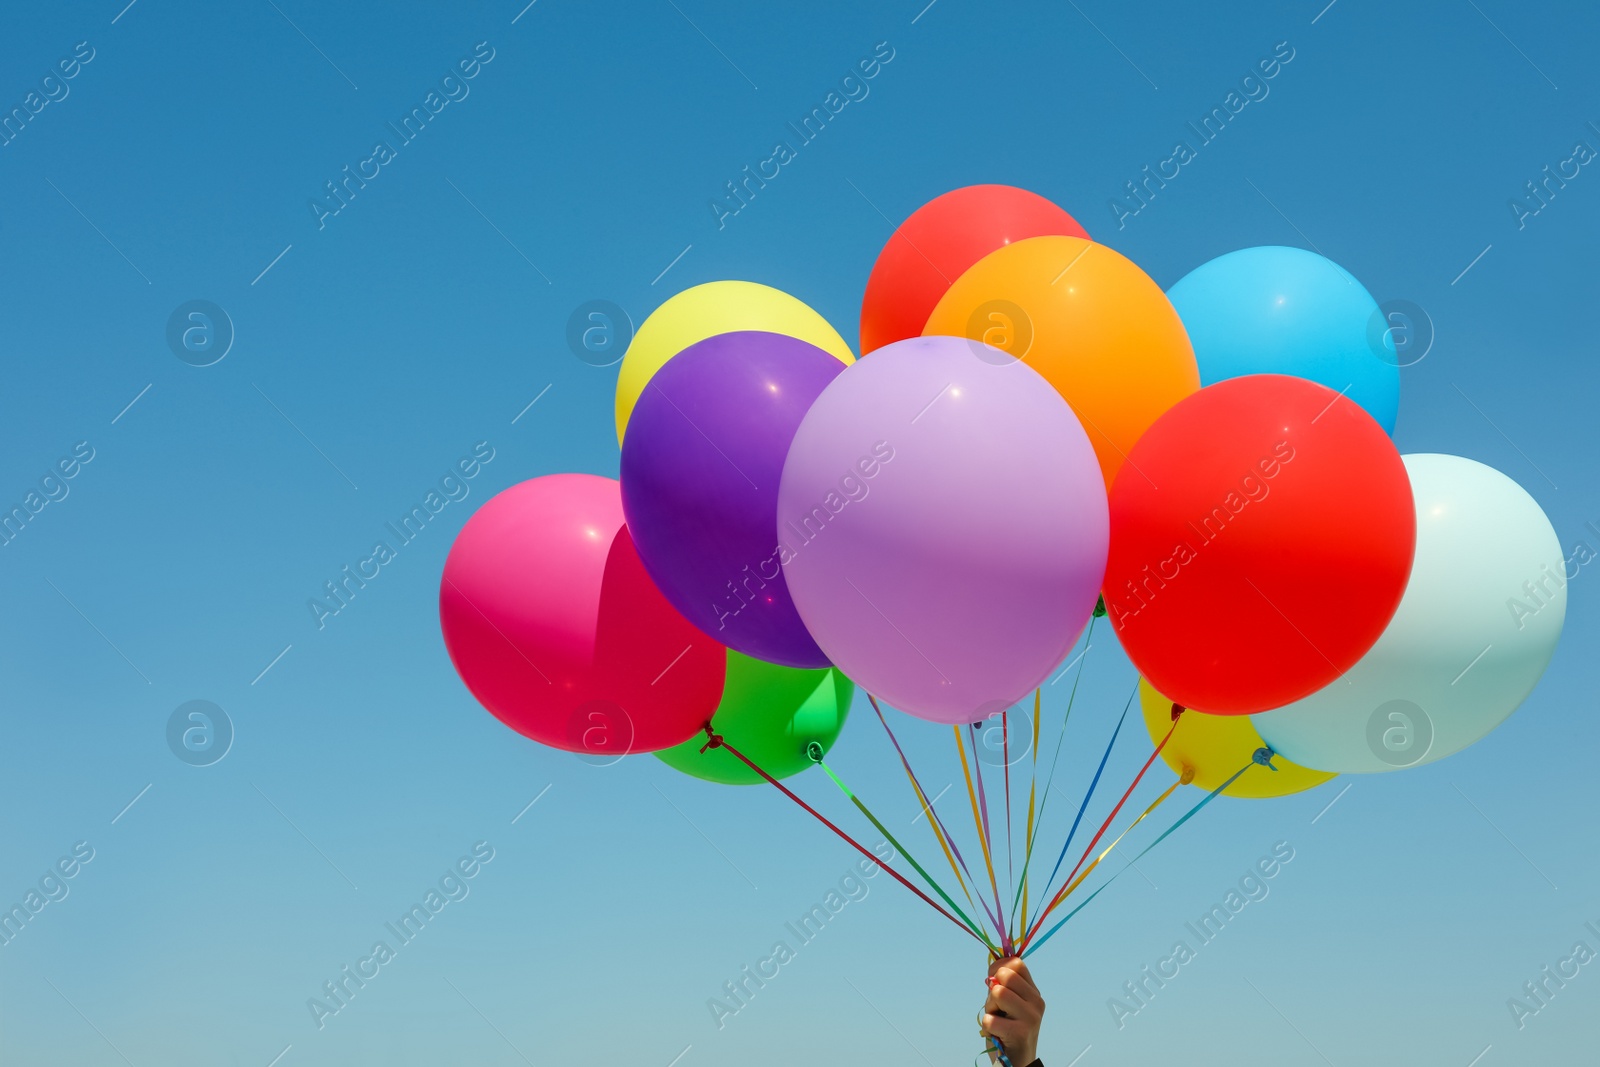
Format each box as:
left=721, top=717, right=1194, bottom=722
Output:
left=654, top=650, right=853, bottom=785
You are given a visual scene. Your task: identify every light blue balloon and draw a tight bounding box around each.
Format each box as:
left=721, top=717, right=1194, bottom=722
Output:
left=1166, top=246, right=1400, bottom=433
left=1253, top=454, right=1565, bottom=773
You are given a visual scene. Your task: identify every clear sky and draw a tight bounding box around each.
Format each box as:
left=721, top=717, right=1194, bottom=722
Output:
left=2, top=1, right=1597, bottom=1065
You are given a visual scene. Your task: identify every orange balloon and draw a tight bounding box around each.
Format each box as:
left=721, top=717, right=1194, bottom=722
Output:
left=924, top=236, right=1199, bottom=489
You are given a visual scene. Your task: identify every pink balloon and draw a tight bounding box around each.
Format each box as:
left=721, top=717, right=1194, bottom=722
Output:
left=777, top=337, right=1108, bottom=723
left=440, top=474, right=725, bottom=754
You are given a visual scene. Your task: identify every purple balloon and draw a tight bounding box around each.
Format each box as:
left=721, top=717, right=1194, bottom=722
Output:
left=777, top=336, right=1108, bottom=723
left=621, top=331, right=846, bottom=668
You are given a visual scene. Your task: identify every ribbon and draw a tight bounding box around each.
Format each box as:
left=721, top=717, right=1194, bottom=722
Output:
left=956, top=725, right=1012, bottom=954
left=867, top=695, right=1002, bottom=938
left=1029, top=683, right=1135, bottom=916
left=806, top=744, right=998, bottom=953
left=1018, top=688, right=1041, bottom=940
left=1024, top=618, right=1097, bottom=853
left=1003, top=710, right=1014, bottom=908
left=707, top=728, right=990, bottom=949
left=1023, top=710, right=1181, bottom=945
left=1020, top=758, right=1256, bottom=958
left=1028, top=776, right=1182, bottom=930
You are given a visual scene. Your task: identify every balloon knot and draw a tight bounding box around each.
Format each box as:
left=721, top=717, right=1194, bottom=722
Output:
left=804, top=741, right=825, bottom=763
left=698, top=723, right=723, bottom=754
left=1252, top=746, right=1278, bottom=771
left=1179, top=765, right=1196, bottom=785
left=1170, top=703, right=1186, bottom=721
left=1093, top=595, right=1107, bottom=618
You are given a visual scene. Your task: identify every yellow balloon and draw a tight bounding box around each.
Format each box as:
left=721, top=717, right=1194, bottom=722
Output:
left=614, top=280, right=855, bottom=444
left=1139, top=678, right=1336, bottom=798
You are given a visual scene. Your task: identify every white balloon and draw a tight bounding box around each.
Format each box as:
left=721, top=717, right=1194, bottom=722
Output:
left=1252, top=453, right=1565, bottom=773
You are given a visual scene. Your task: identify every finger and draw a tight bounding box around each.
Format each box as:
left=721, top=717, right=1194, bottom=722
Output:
left=988, top=975, right=1042, bottom=1021
left=988, top=957, right=1039, bottom=997
left=986, top=954, right=1017, bottom=979
left=985, top=985, right=1037, bottom=1023
left=990, top=961, right=1042, bottom=1003
left=986, top=984, right=1031, bottom=1016
left=994, top=973, right=1043, bottom=1014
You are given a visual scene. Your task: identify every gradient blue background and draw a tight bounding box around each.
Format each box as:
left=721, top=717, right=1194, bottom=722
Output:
left=2, top=1, right=1596, bottom=1064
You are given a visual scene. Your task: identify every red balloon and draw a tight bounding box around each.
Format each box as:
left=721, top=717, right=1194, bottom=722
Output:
left=859, top=184, right=1088, bottom=355
left=1104, top=375, right=1415, bottom=714
left=440, top=474, right=725, bottom=754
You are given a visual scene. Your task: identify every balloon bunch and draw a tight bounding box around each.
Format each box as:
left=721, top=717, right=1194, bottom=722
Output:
left=439, top=185, right=1566, bottom=973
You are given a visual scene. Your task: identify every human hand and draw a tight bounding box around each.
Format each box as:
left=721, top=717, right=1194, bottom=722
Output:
left=980, top=956, right=1044, bottom=1066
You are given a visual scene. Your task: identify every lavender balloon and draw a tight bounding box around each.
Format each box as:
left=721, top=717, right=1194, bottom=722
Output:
left=777, top=336, right=1108, bottom=723
left=621, top=331, right=846, bottom=668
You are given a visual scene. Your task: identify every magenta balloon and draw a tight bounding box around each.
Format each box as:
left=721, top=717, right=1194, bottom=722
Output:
left=777, top=336, right=1108, bottom=723
left=439, top=474, right=726, bottom=753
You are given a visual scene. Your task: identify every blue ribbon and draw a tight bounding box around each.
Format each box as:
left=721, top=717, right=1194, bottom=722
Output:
left=1033, top=688, right=1135, bottom=902
left=1021, top=758, right=1255, bottom=958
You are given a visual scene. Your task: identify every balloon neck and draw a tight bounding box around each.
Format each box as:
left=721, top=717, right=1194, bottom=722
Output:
left=698, top=722, right=723, bottom=754
left=1170, top=703, right=1186, bottom=721
left=1179, top=765, right=1196, bottom=785
left=805, top=741, right=825, bottom=763
left=1093, top=595, right=1107, bottom=618
left=1252, top=746, right=1279, bottom=771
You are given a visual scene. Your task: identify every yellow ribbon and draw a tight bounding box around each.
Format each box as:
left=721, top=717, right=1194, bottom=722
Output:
left=955, top=725, right=1006, bottom=945
left=900, top=746, right=979, bottom=911
left=1030, top=774, right=1186, bottom=942
left=1019, top=688, right=1040, bottom=944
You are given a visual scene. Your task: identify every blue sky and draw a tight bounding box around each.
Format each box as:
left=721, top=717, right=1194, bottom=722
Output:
left=2, top=1, right=1598, bottom=1064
